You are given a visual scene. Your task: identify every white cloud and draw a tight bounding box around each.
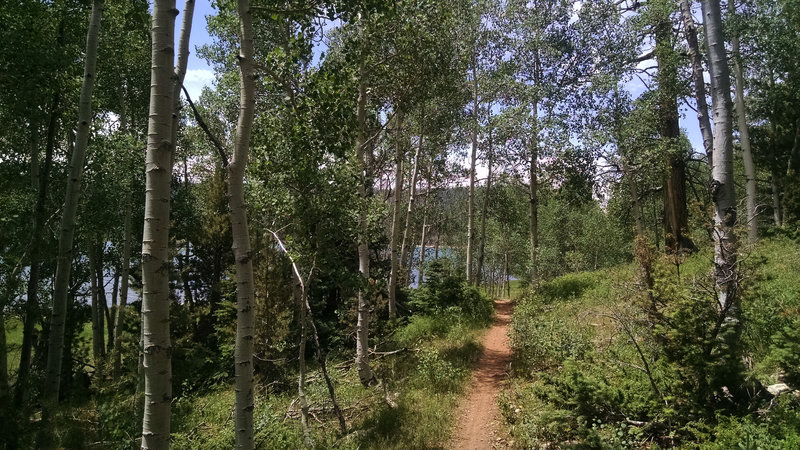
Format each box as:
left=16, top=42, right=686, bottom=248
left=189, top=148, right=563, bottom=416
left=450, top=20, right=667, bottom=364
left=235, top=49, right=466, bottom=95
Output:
left=183, top=68, right=215, bottom=100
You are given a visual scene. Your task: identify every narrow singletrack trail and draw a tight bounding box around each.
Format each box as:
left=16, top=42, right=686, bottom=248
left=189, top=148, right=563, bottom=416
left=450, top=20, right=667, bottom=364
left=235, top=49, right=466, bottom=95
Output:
left=450, top=299, right=513, bottom=449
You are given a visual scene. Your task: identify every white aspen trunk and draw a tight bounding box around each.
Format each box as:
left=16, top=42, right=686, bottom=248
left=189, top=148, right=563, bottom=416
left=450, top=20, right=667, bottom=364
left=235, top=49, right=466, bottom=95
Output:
left=355, top=69, right=374, bottom=386
left=466, top=61, right=479, bottom=284
left=170, top=1, right=194, bottom=147
left=476, top=116, right=492, bottom=286
left=114, top=188, right=133, bottom=375
left=729, top=1, right=758, bottom=243
left=399, top=135, right=422, bottom=285
left=388, top=109, right=405, bottom=318
left=43, top=0, right=103, bottom=408
left=230, top=1, right=256, bottom=448
left=679, top=0, right=714, bottom=165
left=702, top=0, right=740, bottom=352
left=418, top=179, right=430, bottom=285
left=140, top=0, right=180, bottom=447
left=295, top=281, right=313, bottom=448
left=771, top=176, right=782, bottom=226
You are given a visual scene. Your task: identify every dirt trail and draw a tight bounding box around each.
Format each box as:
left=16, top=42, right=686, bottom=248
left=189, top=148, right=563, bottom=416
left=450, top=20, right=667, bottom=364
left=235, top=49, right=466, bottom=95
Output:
left=450, top=299, right=513, bottom=449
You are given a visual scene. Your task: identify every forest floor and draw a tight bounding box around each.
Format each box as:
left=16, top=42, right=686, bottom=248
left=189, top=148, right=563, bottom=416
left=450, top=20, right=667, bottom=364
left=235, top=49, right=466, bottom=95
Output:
left=450, top=299, right=514, bottom=449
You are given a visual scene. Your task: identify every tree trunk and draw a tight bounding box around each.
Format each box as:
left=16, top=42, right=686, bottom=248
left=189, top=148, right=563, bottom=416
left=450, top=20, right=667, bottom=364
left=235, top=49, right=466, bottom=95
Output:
left=96, top=250, right=110, bottom=357
left=43, top=1, right=104, bottom=410
left=16, top=96, right=58, bottom=408
left=771, top=173, right=782, bottom=226
left=140, top=0, right=192, bottom=447
left=783, top=120, right=800, bottom=225
left=114, top=188, right=133, bottom=375
left=529, top=107, right=539, bottom=285
left=230, top=1, right=257, bottom=447
left=355, top=69, right=374, bottom=386
left=399, top=134, right=422, bottom=287
left=89, top=245, right=105, bottom=364
left=418, top=179, right=430, bottom=285
left=679, top=0, right=714, bottom=165
left=388, top=109, right=405, bottom=318
left=476, top=118, right=492, bottom=286
left=729, top=1, right=758, bottom=243
left=466, top=60, right=479, bottom=284
left=504, top=251, right=510, bottom=298
left=702, top=0, right=742, bottom=386
left=655, top=11, right=694, bottom=254
left=295, top=281, right=313, bottom=448
left=109, top=266, right=119, bottom=352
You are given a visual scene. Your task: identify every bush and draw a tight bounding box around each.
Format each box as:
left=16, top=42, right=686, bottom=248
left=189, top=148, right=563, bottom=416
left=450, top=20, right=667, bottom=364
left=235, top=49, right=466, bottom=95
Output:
left=510, top=299, right=591, bottom=372
left=405, top=259, right=492, bottom=326
left=771, top=317, right=800, bottom=388
left=415, top=347, right=468, bottom=393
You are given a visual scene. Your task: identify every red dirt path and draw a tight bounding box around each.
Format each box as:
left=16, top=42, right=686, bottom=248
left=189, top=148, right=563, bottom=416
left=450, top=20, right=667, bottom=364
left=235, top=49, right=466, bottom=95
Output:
left=450, top=299, right=513, bottom=449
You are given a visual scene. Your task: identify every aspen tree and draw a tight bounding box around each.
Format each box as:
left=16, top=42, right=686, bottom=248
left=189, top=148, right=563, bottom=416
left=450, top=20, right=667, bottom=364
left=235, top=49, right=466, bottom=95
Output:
left=729, top=0, right=759, bottom=243
left=140, top=0, right=195, bottom=447
left=388, top=109, right=404, bottom=318
left=702, top=0, right=742, bottom=376
left=43, top=0, right=103, bottom=408
left=229, top=0, right=257, bottom=447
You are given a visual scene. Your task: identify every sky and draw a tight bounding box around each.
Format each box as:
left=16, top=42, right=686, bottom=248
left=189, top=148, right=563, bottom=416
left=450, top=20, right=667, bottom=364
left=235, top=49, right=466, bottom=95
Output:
left=181, top=2, right=216, bottom=100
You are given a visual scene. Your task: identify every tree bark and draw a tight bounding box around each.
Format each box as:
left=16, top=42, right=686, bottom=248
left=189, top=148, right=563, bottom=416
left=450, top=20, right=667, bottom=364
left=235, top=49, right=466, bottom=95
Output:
left=729, top=1, right=758, bottom=243
left=466, top=60, right=479, bottom=284
left=529, top=106, right=539, bottom=285
left=140, top=0, right=190, bottom=447
left=16, top=96, right=58, bottom=408
left=295, top=281, right=313, bottom=448
left=89, top=245, right=105, bottom=364
left=355, top=68, right=375, bottom=386
left=230, top=1, right=256, bottom=447
left=388, top=109, right=405, bottom=318
left=476, top=117, right=492, bottom=286
left=655, top=10, right=694, bottom=254
left=114, top=188, right=133, bottom=375
left=679, top=0, right=714, bottom=165
left=44, top=0, right=103, bottom=409
left=399, top=134, right=422, bottom=287
left=418, top=178, right=431, bottom=285
left=702, top=0, right=742, bottom=382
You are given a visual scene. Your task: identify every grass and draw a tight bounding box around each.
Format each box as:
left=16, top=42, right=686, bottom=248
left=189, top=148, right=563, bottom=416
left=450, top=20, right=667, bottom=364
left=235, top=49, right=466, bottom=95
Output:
left=500, top=236, right=800, bottom=448
left=165, top=306, right=490, bottom=449
left=4, top=317, right=23, bottom=382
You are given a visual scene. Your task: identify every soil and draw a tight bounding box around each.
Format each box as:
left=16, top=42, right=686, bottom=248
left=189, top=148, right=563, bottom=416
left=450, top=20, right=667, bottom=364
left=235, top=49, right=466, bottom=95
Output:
left=449, top=299, right=513, bottom=449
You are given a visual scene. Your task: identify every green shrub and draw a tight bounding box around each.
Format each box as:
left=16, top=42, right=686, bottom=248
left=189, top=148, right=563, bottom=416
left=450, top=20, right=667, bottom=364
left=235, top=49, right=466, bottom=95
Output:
left=415, top=347, right=467, bottom=393
left=510, top=293, right=591, bottom=373
left=770, top=317, right=800, bottom=388
left=405, top=259, right=492, bottom=326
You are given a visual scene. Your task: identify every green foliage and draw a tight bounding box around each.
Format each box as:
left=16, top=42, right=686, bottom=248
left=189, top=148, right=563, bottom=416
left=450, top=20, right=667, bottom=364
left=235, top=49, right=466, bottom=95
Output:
left=770, top=318, right=800, bottom=387
left=405, top=259, right=493, bottom=325
left=537, top=193, right=632, bottom=279
left=505, top=238, right=800, bottom=448
left=415, top=347, right=468, bottom=393
left=510, top=295, right=591, bottom=372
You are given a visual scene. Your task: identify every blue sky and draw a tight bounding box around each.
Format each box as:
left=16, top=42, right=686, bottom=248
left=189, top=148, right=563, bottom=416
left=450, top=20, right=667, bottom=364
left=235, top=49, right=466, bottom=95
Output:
left=181, top=1, right=216, bottom=100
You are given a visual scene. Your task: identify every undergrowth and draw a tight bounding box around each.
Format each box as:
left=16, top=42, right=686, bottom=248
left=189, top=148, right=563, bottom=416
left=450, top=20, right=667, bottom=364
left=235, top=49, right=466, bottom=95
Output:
left=502, top=236, right=800, bottom=448
left=40, top=263, right=492, bottom=449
